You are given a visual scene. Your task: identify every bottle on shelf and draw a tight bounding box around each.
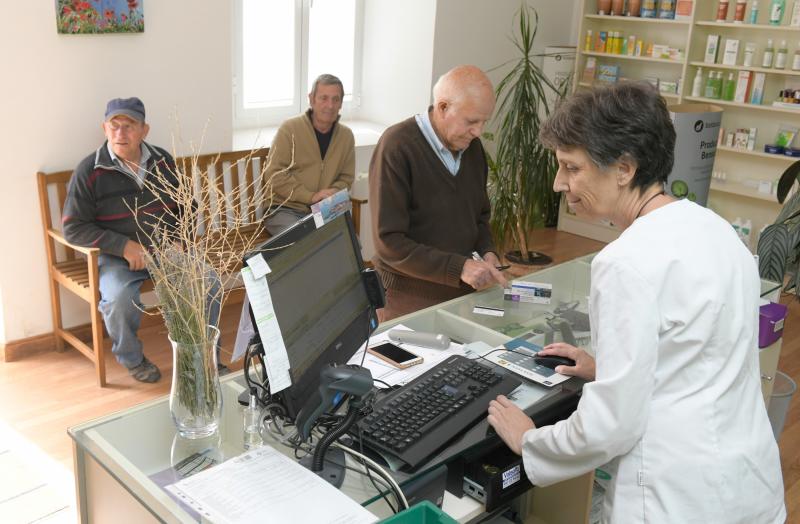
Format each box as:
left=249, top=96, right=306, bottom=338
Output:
left=735, top=0, right=748, bottom=21
left=793, top=43, right=800, bottom=70
left=740, top=219, right=753, bottom=248
left=611, top=0, right=625, bottom=16
left=628, top=0, right=643, bottom=16
left=585, top=30, right=593, bottom=51
left=775, top=39, right=788, bottom=69
left=598, top=0, right=612, bottom=15
left=792, top=0, right=800, bottom=25
left=243, top=387, right=263, bottom=450
left=722, top=72, right=736, bottom=101
left=763, top=39, right=775, bottom=67
left=717, top=0, right=730, bottom=20
left=769, top=0, right=786, bottom=24
left=749, top=0, right=760, bottom=22
left=732, top=217, right=743, bottom=239
left=692, top=67, right=704, bottom=97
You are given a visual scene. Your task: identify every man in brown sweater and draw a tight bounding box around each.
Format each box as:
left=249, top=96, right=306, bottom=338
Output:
left=370, top=65, right=507, bottom=322
left=264, top=74, right=355, bottom=235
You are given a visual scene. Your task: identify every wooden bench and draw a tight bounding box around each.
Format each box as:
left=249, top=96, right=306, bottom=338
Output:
left=38, top=148, right=367, bottom=387
left=37, top=148, right=271, bottom=387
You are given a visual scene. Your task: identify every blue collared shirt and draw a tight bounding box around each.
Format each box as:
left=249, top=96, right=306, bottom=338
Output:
left=415, top=110, right=462, bottom=176
left=107, top=142, right=150, bottom=188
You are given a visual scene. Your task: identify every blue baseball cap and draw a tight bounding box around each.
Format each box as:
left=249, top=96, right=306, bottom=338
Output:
left=105, top=97, right=146, bottom=122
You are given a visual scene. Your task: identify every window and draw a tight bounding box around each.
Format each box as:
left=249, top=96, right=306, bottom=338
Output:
left=233, top=0, right=363, bottom=129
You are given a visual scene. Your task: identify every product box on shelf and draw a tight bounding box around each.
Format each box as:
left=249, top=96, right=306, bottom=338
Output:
left=582, top=57, right=597, bottom=83
left=704, top=35, right=720, bottom=64
left=596, top=64, right=620, bottom=83
left=722, top=39, right=740, bottom=66
left=733, top=71, right=752, bottom=103
left=749, top=73, right=766, bottom=104
left=674, top=0, right=693, bottom=20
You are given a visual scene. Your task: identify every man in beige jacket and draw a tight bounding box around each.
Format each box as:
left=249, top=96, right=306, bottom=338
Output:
left=264, top=74, right=355, bottom=235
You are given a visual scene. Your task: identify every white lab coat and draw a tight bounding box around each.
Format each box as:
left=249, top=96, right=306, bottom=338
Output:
left=521, top=200, right=785, bottom=523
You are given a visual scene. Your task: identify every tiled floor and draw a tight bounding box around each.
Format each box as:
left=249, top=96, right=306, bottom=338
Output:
left=0, top=420, right=75, bottom=523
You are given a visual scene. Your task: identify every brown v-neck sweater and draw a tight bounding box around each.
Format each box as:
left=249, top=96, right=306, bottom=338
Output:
left=369, top=117, right=495, bottom=301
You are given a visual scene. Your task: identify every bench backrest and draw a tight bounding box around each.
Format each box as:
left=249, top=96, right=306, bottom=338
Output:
left=37, top=148, right=271, bottom=262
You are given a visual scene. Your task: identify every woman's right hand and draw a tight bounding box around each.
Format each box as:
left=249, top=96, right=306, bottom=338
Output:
left=539, top=342, right=596, bottom=381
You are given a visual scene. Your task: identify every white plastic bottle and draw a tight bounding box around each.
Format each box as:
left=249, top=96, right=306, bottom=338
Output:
left=692, top=67, right=704, bottom=97
left=776, top=39, right=789, bottom=68
left=763, top=39, right=775, bottom=67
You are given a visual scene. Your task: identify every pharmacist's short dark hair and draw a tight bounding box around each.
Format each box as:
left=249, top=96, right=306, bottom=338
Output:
left=539, top=82, right=675, bottom=193
left=310, top=74, right=345, bottom=99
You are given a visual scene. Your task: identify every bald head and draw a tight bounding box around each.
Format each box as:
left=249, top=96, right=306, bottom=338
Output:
left=433, top=65, right=495, bottom=109
left=430, top=65, right=495, bottom=152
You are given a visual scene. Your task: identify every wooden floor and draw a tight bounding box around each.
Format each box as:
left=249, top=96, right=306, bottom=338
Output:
left=0, top=228, right=797, bottom=521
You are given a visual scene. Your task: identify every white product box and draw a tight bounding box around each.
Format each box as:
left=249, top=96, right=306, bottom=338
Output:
left=704, top=34, right=720, bottom=64
left=722, top=39, right=740, bottom=65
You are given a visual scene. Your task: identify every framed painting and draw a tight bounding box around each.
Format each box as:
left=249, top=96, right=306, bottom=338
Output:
left=56, top=0, right=144, bottom=34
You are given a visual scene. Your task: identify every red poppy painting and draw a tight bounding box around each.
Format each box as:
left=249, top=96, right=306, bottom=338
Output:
left=55, top=0, right=143, bottom=34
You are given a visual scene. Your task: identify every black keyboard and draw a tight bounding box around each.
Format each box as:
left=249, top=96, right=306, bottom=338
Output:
left=356, top=355, right=521, bottom=469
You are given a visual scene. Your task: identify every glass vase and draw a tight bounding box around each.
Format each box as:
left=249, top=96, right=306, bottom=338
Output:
left=169, top=326, right=222, bottom=439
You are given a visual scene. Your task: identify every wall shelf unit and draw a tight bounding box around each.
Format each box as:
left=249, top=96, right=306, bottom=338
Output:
left=561, top=0, right=800, bottom=248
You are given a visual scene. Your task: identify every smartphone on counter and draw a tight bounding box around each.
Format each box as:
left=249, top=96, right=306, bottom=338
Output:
left=366, top=342, right=423, bottom=369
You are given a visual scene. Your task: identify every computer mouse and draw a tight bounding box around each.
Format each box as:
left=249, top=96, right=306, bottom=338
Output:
left=534, top=355, right=576, bottom=369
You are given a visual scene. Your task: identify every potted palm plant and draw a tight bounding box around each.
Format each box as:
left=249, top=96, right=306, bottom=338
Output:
left=757, top=160, right=800, bottom=295
left=487, top=5, right=570, bottom=265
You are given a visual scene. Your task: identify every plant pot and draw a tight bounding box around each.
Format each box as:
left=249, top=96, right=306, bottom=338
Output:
left=505, top=250, right=553, bottom=266
left=169, top=326, right=222, bottom=439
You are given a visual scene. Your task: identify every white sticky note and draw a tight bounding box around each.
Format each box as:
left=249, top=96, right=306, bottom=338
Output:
left=246, top=254, right=271, bottom=280
left=312, top=212, right=325, bottom=228
left=240, top=267, right=291, bottom=393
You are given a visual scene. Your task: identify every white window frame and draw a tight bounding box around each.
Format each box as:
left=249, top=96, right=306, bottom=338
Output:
left=232, top=0, right=364, bottom=129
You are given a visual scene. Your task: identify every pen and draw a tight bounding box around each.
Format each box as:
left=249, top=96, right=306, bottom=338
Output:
left=472, top=251, right=509, bottom=270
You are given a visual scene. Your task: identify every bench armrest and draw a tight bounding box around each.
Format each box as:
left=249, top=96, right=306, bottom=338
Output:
left=47, top=229, right=101, bottom=257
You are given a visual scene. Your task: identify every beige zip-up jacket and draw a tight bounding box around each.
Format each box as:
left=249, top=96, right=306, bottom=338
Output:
left=265, top=110, right=355, bottom=213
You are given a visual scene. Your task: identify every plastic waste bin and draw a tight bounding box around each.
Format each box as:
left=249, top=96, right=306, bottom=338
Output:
left=767, top=371, right=797, bottom=441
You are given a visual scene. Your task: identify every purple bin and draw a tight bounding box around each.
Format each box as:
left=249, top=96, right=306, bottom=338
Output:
left=759, top=302, right=788, bottom=348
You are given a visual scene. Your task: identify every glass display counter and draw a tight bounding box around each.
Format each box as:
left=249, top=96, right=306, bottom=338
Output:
left=68, top=254, right=781, bottom=524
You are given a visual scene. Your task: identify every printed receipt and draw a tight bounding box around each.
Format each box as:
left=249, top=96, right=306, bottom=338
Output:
left=240, top=267, right=292, bottom=393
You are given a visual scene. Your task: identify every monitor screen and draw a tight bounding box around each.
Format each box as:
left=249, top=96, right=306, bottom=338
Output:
left=245, top=213, right=377, bottom=417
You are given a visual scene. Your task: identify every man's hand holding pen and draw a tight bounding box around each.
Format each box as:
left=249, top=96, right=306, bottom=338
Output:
left=461, top=251, right=510, bottom=290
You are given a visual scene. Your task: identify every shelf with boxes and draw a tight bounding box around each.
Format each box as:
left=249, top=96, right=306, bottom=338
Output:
left=684, top=0, right=800, bottom=247
left=562, top=0, right=800, bottom=246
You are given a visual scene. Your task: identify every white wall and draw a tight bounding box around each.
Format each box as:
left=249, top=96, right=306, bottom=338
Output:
left=432, top=0, right=578, bottom=87
left=357, top=0, right=438, bottom=126
left=0, top=1, right=232, bottom=343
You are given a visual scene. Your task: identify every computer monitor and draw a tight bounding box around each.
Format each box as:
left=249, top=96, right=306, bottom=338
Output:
left=243, top=213, right=378, bottom=418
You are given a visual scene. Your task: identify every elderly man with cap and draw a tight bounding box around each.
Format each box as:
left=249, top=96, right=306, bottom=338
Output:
left=63, top=97, right=205, bottom=383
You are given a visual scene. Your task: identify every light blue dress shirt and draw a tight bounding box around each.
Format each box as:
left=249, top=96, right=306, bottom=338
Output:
left=415, top=110, right=462, bottom=176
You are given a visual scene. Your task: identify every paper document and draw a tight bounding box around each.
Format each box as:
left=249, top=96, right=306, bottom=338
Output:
left=311, top=189, right=352, bottom=228
left=240, top=267, right=291, bottom=393
left=166, top=446, right=377, bottom=524
left=347, top=324, right=466, bottom=387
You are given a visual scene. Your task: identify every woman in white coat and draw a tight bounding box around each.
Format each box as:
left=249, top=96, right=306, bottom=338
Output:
left=487, top=82, right=785, bottom=523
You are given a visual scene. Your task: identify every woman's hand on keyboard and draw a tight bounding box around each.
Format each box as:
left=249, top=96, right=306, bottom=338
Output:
left=487, top=395, right=535, bottom=455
